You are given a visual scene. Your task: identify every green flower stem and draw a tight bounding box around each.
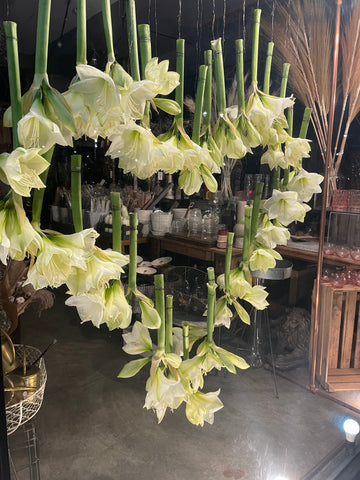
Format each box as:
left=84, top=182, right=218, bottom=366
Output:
left=300, top=107, right=312, bottom=139
left=283, top=106, right=293, bottom=187
left=71, top=155, right=83, bottom=233
left=207, top=266, right=215, bottom=284
left=175, top=39, right=185, bottom=125
left=126, top=0, right=140, bottom=81
left=110, top=192, right=122, bottom=253
left=280, top=63, right=290, bottom=98
left=250, top=183, right=263, bottom=245
left=192, top=65, right=208, bottom=145
left=203, top=50, right=212, bottom=131
left=182, top=322, right=189, bottom=360
left=102, top=0, right=115, bottom=64
left=207, top=282, right=216, bottom=343
left=31, top=147, right=54, bottom=228
left=263, top=42, right=274, bottom=95
left=4, top=22, right=22, bottom=148
left=165, top=295, right=173, bottom=353
left=224, top=232, right=234, bottom=295
left=34, top=0, right=51, bottom=76
left=155, top=274, right=165, bottom=351
left=126, top=213, right=138, bottom=301
left=77, top=0, right=87, bottom=64
left=272, top=167, right=280, bottom=191
left=235, top=39, right=245, bottom=113
left=242, top=205, right=252, bottom=264
left=211, top=38, right=227, bottom=114
left=138, top=24, right=151, bottom=126
left=251, top=9, right=262, bottom=86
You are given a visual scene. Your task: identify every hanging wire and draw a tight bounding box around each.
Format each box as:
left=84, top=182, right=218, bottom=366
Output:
left=270, top=0, right=277, bottom=41
left=243, top=0, right=246, bottom=52
left=154, top=0, right=158, bottom=55
left=6, top=0, right=9, bottom=18
left=148, top=0, right=151, bottom=27
left=212, top=0, right=216, bottom=39
left=195, top=0, right=201, bottom=87
left=178, top=0, right=182, bottom=38
left=222, top=0, right=227, bottom=45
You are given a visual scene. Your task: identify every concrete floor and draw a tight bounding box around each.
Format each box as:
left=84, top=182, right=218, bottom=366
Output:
left=7, top=286, right=360, bottom=480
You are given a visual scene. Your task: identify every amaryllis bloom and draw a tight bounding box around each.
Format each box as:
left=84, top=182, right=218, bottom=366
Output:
left=284, top=136, right=311, bottom=169
left=106, top=122, right=157, bottom=179
left=287, top=169, right=323, bottom=202
left=197, top=339, right=249, bottom=374
left=263, top=189, right=311, bottom=226
left=18, top=97, right=70, bottom=154
left=65, top=289, right=106, bottom=327
left=236, top=113, right=263, bottom=149
left=102, top=281, right=132, bottom=330
left=119, top=80, right=157, bottom=122
left=179, top=356, right=205, bottom=391
left=145, top=58, right=180, bottom=96
left=242, top=284, right=269, bottom=310
left=256, top=220, right=290, bottom=249
left=144, top=367, right=186, bottom=423
left=257, top=90, right=294, bottom=117
left=151, top=138, right=184, bottom=174
left=249, top=247, right=282, bottom=273
left=261, top=146, right=287, bottom=170
left=213, top=117, right=248, bottom=159
left=122, top=321, right=153, bottom=355
left=63, top=90, right=99, bottom=139
left=0, top=147, right=49, bottom=196
left=215, top=296, right=233, bottom=328
left=185, top=389, right=223, bottom=426
left=0, top=195, right=42, bottom=264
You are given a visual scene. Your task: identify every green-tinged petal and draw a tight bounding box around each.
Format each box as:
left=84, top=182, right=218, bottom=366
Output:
left=213, top=344, right=249, bottom=370
left=122, top=321, right=154, bottom=355
left=185, top=389, right=223, bottom=426
left=152, top=98, right=181, bottom=115
left=145, top=58, right=180, bottom=95
left=163, top=353, right=182, bottom=369
left=215, top=297, right=233, bottom=328
left=232, top=299, right=250, bottom=325
left=138, top=298, right=161, bottom=329
left=286, top=169, right=323, bottom=203
left=199, top=164, right=218, bottom=192
left=118, top=357, right=151, bottom=378
left=249, top=248, right=277, bottom=273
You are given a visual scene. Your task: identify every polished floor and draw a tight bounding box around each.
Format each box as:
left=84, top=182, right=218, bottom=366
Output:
left=7, top=286, right=360, bottom=480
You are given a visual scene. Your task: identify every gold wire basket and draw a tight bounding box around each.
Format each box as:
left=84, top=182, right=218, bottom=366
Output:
left=5, top=345, right=47, bottom=436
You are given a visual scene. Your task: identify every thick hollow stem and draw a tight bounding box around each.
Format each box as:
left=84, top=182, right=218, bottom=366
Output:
left=250, top=183, right=264, bottom=245
left=165, top=295, right=173, bottom=353
left=127, top=213, right=138, bottom=299
left=235, top=39, right=245, bottom=113
left=182, top=322, right=189, bottom=360
left=224, top=232, right=234, bottom=295
left=102, top=0, right=115, bottom=64
left=71, top=155, right=83, bottom=233
left=251, top=9, right=262, bottom=86
left=207, top=282, right=216, bottom=343
left=155, top=274, right=165, bottom=351
left=203, top=50, right=212, bottom=131
left=272, top=167, right=280, bottom=191
left=31, top=147, right=54, bottom=228
left=126, top=0, right=140, bottom=81
left=211, top=38, right=227, bottom=114
left=4, top=22, right=22, bottom=148
left=263, top=42, right=274, bottom=95
left=280, top=63, right=290, bottom=98
left=242, top=205, right=252, bottom=264
left=192, top=65, right=208, bottom=145
left=110, top=192, right=122, bottom=253
left=300, top=107, right=312, bottom=139
left=34, top=0, right=51, bottom=76
left=207, top=266, right=215, bottom=284
left=77, top=0, right=87, bottom=64
left=175, top=39, right=185, bottom=125
left=138, top=24, right=152, bottom=126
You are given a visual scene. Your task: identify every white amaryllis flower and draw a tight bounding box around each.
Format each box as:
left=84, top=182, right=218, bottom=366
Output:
left=122, top=321, right=153, bottom=355
left=179, top=356, right=205, bottom=391
left=287, top=169, right=323, bottom=203
left=65, top=289, right=106, bottom=327
left=102, top=281, right=132, bottom=330
left=25, top=229, right=96, bottom=289
left=284, top=136, right=311, bottom=169
left=119, top=80, right=156, bottom=122
left=144, top=367, right=186, bottom=423
left=263, top=189, right=311, bottom=226
left=0, top=195, right=42, bottom=264
left=249, top=247, right=282, bottom=273
left=260, top=146, right=287, bottom=170
left=145, top=58, right=180, bottom=96
left=185, top=389, right=223, bottom=426
left=0, top=147, right=49, bottom=196
left=236, top=114, right=263, bottom=150
left=107, top=122, right=157, bottom=179
left=257, top=90, right=294, bottom=117
left=18, top=97, right=70, bottom=154
left=215, top=297, right=233, bottom=328
left=66, top=247, right=128, bottom=295
left=63, top=90, right=99, bottom=139
left=151, top=138, right=184, bottom=174
left=213, top=118, right=248, bottom=159
left=256, top=220, right=290, bottom=249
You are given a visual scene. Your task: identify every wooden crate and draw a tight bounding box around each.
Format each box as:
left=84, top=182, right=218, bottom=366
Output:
left=313, top=282, right=360, bottom=392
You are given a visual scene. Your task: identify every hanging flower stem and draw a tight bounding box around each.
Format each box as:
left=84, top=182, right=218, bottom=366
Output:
left=182, top=322, right=189, bottom=360
left=280, top=63, right=290, bottom=98
left=126, top=0, right=140, bottom=81
left=250, top=183, right=263, bottom=245
left=126, top=213, right=138, bottom=301
left=207, top=282, right=217, bottom=343
left=192, top=65, right=208, bottom=145
left=138, top=24, right=152, bottom=126
left=263, top=42, right=274, bottom=94
left=203, top=50, right=212, bottom=133
left=251, top=9, right=262, bottom=86
left=165, top=295, right=173, bottom=353
left=224, top=233, right=234, bottom=295
left=102, top=0, right=115, bottom=65
left=77, top=0, right=87, bottom=64
left=71, top=155, right=83, bottom=232
left=31, top=147, right=54, bottom=228
left=4, top=22, right=22, bottom=148
left=235, top=39, right=245, bottom=113
left=242, top=205, right=252, bottom=264
left=155, top=274, right=165, bottom=351
left=34, top=0, right=51, bottom=77
left=207, top=266, right=215, bottom=284
left=280, top=62, right=291, bottom=187
left=175, top=39, right=185, bottom=127
left=110, top=192, right=122, bottom=253
left=300, top=107, right=312, bottom=139
left=211, top=38, right=227, bottom=114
